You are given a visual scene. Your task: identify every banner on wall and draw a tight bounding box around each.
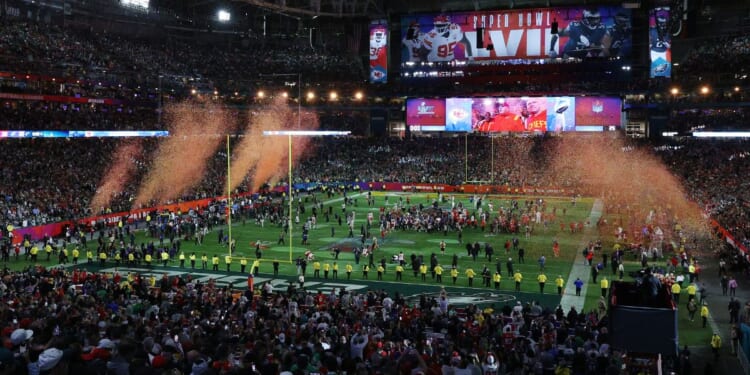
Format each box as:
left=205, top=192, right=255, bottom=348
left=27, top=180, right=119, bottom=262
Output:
left=369, top=20, right=388, bottom=83
left=400, top=6, right=632, bottom=64
left=649, top=7, right=672, bottom=78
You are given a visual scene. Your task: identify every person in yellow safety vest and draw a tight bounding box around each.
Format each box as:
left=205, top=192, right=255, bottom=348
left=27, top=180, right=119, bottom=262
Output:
left=419, top=264, right=428, bottom=281
left=61, top=248, right=69, bottom=264
left=145, top=253, right=152, bottom=266
left=465, top=267, right=476, bottom=287
left=72, top=248, right=80, bottom=264
left=240, top=258, right=247, bottom=273
left=688, top=263, right=696, bottom=283
left=332, top=262, right=339, bottom=279
left=434, top=264, right=443, bottom=283
left=556, top=275, right=565, bottom=295
left=377, top=264, right=385, bottom=280
left=99, top=250, right=107, bottom=266
left=201, top=254, right=208, bottom=270
left=179, top=252, right=186, bottom=268
left=149, top=274, right=156, bottom=287
left=493, top=271, right=502, bottom=289
left=514, top=271, right=523, bottom=291
left=128, top=252, right=135, bottom=265
left=687, top=283, right=697, bottom=303
left=395, top=264, right=404, bottom=281
left=312, top=261, right=321, bottom=278
left=711, top=333, right=722, bottom=361
left=538, top=273, right=547, bottom=294
left=671, top=282, right=681, bottom=304
left=114, top=251, right=121, bottom=266
left=225, top=255, right=232, bottom=272
left=251, top=259, right=260, bottom=275
left=161, top=251, right=169, bottom=267
left=600, top=277, right=609, bottom=297
left=189, top=253, right=197, bottom=269
left=451, top=266, right=459, bottom=285
left=323, top=263, right=331, bottom=279
left=346, top=263, right=353, bottom=280
left=45, top=244, right=53, bottom=261
left=701, top=303, right=710, bottom=328
left=29, top=245, right=39, bottom=262
left=87, top=249, right=94, bottom=263
left=362, top=264, right=369, bottom=279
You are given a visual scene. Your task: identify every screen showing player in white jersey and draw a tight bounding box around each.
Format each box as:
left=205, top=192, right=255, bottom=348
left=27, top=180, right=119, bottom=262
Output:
left=402, top=22, right=423, bottom=62
left=419, top=15, right=472, bottom=62
left=370, top=28, right=387, bottom=60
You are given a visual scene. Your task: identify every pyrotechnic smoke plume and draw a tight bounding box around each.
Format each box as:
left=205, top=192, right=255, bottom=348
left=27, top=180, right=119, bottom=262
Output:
left=227, top=96, right=320, bottom=193
left=134, top=99, right=229, bottom=207
left=89, top=140, right=142, bottom=213
left=545, top=134, right=708, bottom=235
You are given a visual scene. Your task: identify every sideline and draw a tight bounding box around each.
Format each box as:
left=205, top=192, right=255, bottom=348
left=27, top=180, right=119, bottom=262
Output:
left=560, top=199, right=603, bottom=311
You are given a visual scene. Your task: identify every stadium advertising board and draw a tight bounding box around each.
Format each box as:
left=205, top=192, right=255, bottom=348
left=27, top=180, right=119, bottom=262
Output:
left=400, top=6, right=632, bottom=65
left=649, top=7, right=672, bottom=78
left=406, top=98, right=446, bottom=130
left=369, top=21, right=388, bottom=83
left=411, top=96, right=621, bottom=132
left=574, top=97, right=621, bottom=127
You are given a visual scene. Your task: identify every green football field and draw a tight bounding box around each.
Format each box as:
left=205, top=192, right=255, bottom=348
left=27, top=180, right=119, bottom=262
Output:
left=6, top=191, right=710, bottom=345
left=186, top=191, right=593, bottom=296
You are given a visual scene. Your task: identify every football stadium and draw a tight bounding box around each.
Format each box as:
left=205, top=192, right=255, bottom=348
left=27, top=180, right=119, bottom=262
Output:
left=1, top=0, right=749, bottom=374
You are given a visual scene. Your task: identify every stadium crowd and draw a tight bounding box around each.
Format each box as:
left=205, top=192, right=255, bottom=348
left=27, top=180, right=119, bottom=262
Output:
left=0, top=263, right=632, bottom=375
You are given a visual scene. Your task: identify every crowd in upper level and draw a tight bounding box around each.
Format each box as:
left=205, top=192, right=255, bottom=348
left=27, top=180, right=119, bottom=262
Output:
left=2, top=18, right=750, bottom=103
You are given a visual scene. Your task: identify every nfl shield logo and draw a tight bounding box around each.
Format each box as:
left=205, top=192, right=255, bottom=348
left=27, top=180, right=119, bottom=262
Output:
left=592, top=100, right=604, bottom=113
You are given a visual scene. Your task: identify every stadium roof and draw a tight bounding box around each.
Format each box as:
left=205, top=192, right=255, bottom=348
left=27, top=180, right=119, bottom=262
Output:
left=153, top=0, right=630, bottom=20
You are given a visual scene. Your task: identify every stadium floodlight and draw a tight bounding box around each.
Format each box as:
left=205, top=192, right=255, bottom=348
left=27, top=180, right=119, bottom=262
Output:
left=121, top=0, right=149, bottom=9
left=693, top=131, right=750, bottom=138
left=263, top=130, right=351, bottom=262
left=218, top=10, right=231, bottom=22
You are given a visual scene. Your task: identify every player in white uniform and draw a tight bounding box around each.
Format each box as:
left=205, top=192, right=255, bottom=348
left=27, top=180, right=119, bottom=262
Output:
left=401, top=22, right=424, bottom=62
left=370, top=28, right=387, bottom=62
left=419, top=15, right=472, bottom=62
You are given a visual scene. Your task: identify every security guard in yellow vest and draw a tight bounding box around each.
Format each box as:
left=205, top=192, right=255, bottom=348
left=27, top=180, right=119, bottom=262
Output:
left=212, top=255, right=220, bottom=271
left=225, top=255, right=232, bottom=272
left=240, top=258, right=247, bottom=273
left=189, top=253, right=197, bottom=269
left=179, top=252, right=186, bottom=267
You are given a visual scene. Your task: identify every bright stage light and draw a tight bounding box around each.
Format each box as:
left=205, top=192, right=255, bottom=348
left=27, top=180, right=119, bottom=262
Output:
left=218, top=10, right=231, bottom=22
left=263, top=130, right=351, bottom=136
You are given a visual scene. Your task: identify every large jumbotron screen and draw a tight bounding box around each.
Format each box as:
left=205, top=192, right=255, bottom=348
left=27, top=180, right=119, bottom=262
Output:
left=400, top=6, right=632, bottom=65
left=407, top=96, right=622, bottom=132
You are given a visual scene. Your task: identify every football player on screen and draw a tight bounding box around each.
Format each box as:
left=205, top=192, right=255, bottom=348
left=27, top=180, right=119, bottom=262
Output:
left=370, top=27, right=388, bottom=64
left=649, top=8, right=672, bottom=75
left=419, top=15, right=473, bottom=62
left=602, top=10, right=632, bottom=58
left=650, top=8, right=671, bottom=53
left=402, top=22, right=424, bottom=62
left=549, top=9, right=607, bottom=59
